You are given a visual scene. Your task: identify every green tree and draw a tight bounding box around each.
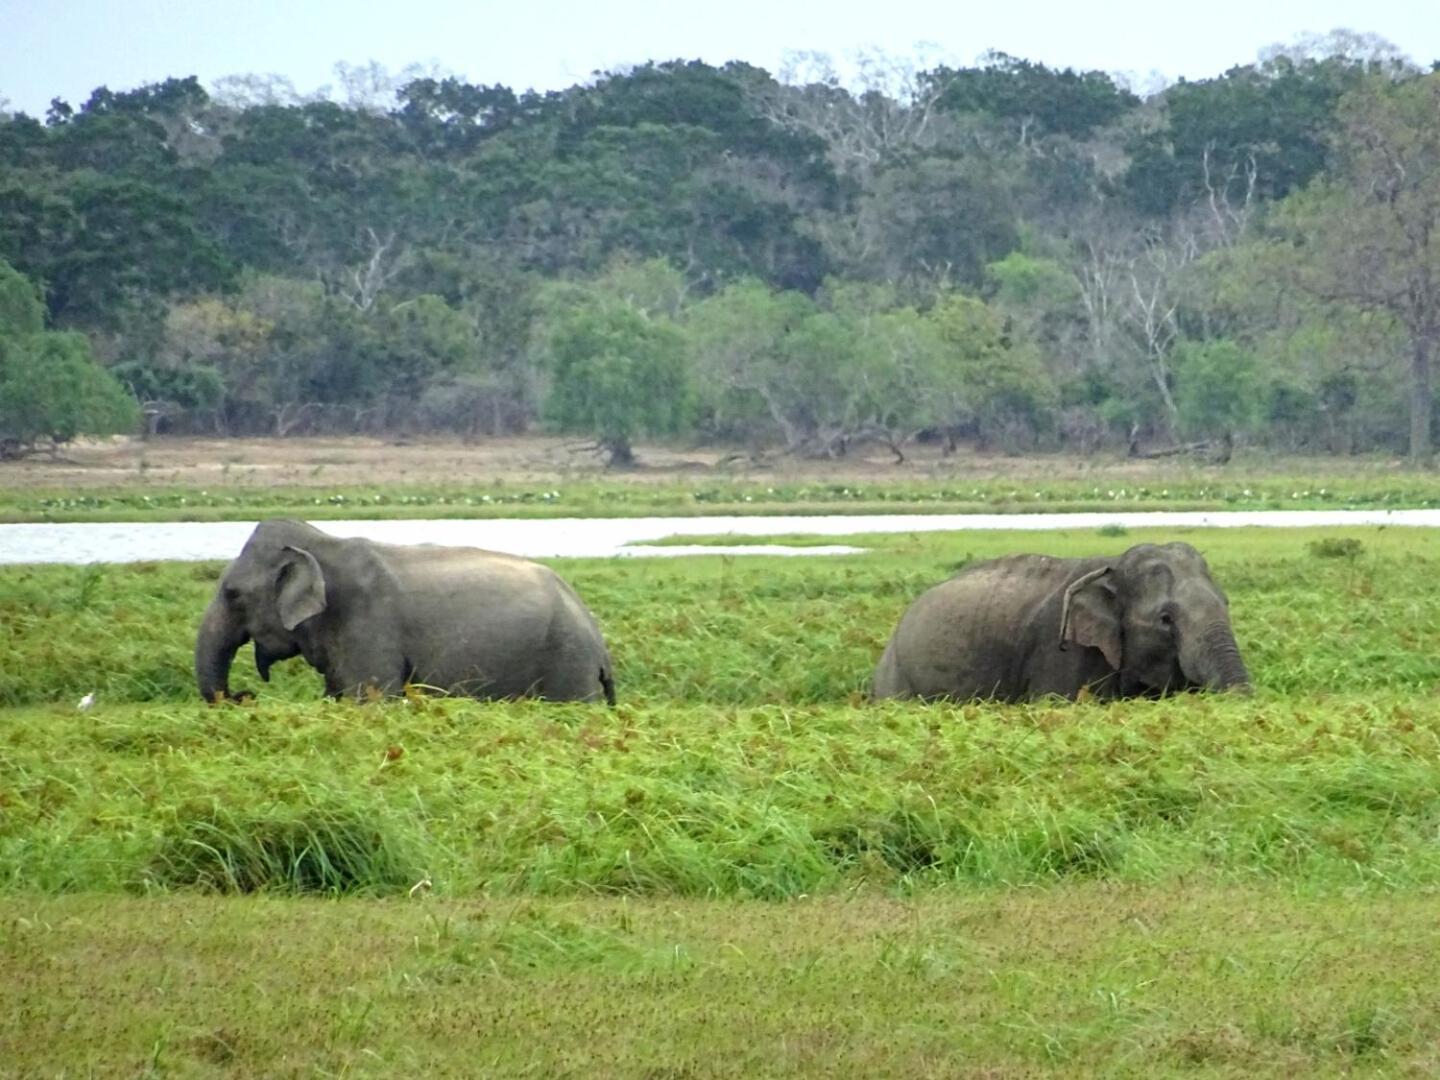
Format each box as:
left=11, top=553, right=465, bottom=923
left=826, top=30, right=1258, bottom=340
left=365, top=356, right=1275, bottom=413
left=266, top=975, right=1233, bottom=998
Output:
left=1272, top=72, right=1440, bottom=462
left=929, top=293, right=1056, bottom=449
left=771, top=307, right=865, bottom=455
left=372, top=295, right=483, bottom=394
left=1123, top=55, right=1379, bottom=216
left=686, top=278, right=811, bottom=447
left=0, top=259, right=138, bottom=455
left=928, top=52, right=1139, bottom=142
left=543, top=302, right=689, bottom=466
left=1171, top=338, right=1261, bottom=445
left=0, top=253, right=45, bottom=333
left=0, top=174, right=234, bottom=328
left=687, top=279, right=885, bottom=456
left=985, top=250, right=1087, bottom=367
left=847, top=156, right=1019, bottom=288
left=403, top=252, right=543, bottom=433
left=1182, top=235, right=1407, bottom=453
left=848, top=300, right=955, bottom=460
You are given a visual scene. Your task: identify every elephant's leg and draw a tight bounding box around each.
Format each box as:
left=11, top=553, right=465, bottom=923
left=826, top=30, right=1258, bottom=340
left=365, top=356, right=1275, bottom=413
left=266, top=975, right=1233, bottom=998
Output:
left=528, top=619, right=605, bottom=702
left=322, top=625, right=409, bottom=700
left=1024, top=650, right=1119, bottom=701
left=325, top=662, right=408, bottom=700
left=870, top=641, right=909, bottom=700
left=540, top=669, right=604, bottom=702
left=538, top=650, right=607, bottom=703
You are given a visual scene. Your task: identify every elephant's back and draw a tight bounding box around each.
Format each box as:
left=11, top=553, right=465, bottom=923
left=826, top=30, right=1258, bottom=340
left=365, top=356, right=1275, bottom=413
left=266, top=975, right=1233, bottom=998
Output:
left=884, top=554, right=1095, bottom=700
left=377, top=543, right=556, bottom=597
left=907, top=554, right=1075, bottom=623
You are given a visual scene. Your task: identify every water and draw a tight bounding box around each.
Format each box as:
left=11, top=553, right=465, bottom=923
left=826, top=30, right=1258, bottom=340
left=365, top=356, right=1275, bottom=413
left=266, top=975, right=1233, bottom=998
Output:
left=1, top=509, right=1436, bottom=565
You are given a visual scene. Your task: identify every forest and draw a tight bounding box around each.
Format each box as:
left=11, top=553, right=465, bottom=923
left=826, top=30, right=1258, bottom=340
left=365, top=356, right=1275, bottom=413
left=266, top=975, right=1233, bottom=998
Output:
left=2, top=34, right=1439, bottom=463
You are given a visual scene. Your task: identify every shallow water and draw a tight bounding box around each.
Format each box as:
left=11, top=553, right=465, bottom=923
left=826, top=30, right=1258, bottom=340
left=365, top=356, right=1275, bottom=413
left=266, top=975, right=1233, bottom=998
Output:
left=0, top=509, right=1436, bottom=565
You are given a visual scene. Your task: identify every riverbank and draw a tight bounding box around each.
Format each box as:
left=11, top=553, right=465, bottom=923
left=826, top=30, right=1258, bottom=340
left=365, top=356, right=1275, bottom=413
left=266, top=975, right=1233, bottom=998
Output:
left=2, top=435, right=1438, bottom=522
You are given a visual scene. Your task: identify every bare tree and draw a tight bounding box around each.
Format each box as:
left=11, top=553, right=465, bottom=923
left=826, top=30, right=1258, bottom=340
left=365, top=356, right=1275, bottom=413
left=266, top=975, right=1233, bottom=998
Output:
left=271, top=400, right=320, bottom=437
left=749, top=45, right=952, bottom=178
left=1123, top=239, right=1186, bottom=427
left=1074, top=234, right=1124, bottom=370
left=209, top=73, right=313, bottom=109
left=330, top=60, right=435, bottom=113
left=336, top=228, right=409, bottom=312
left=1257, top=29, right=1417, bottom=75
left=1200, top=143, right=1258, bottom=247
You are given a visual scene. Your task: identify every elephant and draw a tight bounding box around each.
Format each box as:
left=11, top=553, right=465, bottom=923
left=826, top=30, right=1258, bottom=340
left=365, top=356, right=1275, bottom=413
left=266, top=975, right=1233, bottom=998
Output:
left=872, top=542, right=1250, bottom=702
left=195, top=519, right=616, bottom=704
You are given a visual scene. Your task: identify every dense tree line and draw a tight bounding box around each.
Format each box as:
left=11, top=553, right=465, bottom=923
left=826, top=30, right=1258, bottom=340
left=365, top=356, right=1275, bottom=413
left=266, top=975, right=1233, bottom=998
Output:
left=1, top=36, right=1438, bottom=462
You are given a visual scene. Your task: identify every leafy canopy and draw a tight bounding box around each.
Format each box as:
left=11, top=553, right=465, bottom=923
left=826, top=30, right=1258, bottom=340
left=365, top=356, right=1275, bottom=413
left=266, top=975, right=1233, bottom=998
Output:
left=0, top=259, right=138, bottom=449
left=543, top=292, right=690, bottom=463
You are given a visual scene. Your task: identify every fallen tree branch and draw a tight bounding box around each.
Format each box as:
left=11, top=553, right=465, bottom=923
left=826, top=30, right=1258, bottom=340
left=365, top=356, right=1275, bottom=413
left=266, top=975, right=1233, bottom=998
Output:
left=1132, top=440, right=1214, bottom=460
left=1132, top=436, right=1233, bottom=464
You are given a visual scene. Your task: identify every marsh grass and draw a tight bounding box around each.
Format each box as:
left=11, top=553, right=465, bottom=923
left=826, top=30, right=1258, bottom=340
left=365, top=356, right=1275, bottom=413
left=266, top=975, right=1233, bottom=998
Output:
left=1307, top=536, right=1366, bottom=560
left=3, top=526, right=1436, bottom=709
left=145, top=798, right=423, bottom=895
left=6, top=466, right=1440, bottom=522
left=5, top=524, right=1440, bottom=1072
left=5, top=690, right=1440, bottom=897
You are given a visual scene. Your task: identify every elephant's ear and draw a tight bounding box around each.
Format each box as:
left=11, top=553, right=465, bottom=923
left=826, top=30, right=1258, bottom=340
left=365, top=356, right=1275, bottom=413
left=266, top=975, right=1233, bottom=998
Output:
left=277, top=545, right=327, bottom=630
left=1060, top=569, right=1122, bottom=670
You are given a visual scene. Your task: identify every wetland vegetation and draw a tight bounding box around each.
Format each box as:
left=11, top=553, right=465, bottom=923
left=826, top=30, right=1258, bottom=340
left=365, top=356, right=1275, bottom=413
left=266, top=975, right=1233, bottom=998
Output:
left=3, top=524, right=1440, bottom=1072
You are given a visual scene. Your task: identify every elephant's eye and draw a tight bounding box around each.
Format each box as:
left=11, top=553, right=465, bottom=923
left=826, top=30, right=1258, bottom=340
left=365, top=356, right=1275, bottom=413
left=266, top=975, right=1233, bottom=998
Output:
left=1158, top=610, right=1174, bottom=629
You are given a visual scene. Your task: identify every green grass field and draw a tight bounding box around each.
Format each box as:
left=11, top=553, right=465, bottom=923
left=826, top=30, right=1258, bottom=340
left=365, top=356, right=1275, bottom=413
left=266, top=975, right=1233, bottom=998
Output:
left=3, top=525, right=1440, bottom=1074
left=8, top=888, right=1440, bottom=1075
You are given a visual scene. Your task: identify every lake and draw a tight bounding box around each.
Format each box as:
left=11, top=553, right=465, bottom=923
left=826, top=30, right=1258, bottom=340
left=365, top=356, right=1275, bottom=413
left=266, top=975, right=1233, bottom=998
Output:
left=1, top=509, right=1436, bottom=565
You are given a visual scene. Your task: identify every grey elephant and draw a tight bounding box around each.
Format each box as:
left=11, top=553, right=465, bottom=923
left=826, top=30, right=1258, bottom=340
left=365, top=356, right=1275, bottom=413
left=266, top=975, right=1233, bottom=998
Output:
left=872, top=542, right=1250, bottom=702
left=196, top=519, right=616, bottom=704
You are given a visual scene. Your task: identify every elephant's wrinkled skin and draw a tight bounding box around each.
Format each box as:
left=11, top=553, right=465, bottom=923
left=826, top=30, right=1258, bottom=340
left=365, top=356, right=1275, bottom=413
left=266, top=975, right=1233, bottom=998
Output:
left=196, top=519, right=616, bottom=704
left=872, top=542, right=1250, bottom=702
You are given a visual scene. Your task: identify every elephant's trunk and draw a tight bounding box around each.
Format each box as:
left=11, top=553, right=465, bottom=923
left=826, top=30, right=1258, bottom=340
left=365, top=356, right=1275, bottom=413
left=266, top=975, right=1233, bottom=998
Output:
left=1185, top=619, right=1252, bottom=693
left=195, top=597, right=247, bottom=702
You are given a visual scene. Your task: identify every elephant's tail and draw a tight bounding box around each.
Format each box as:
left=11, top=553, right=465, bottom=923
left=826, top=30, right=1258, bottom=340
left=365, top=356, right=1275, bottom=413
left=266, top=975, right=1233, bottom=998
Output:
left=600, top=665, right=616, bottom=707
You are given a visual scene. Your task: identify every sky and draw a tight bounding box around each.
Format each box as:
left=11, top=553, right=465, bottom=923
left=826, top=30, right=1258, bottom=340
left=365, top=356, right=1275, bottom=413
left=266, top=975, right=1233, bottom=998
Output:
left=3, top=0, right=1438, bottom=117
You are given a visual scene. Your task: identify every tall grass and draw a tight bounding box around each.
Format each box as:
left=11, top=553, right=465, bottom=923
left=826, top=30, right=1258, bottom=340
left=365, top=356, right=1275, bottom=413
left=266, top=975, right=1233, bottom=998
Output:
left=4, top=693, right=1440, bottom=897
left=5, top=521, right=1440, bottom=1074
left=2, top=525, right=1439, bottom=899
left=2, top=526, right=1436, bottom=708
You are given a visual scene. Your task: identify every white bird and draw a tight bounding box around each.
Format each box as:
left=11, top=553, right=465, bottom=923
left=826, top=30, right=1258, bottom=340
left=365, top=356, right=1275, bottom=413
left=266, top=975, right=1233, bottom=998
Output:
left=77, top=692, right=96, bottom=711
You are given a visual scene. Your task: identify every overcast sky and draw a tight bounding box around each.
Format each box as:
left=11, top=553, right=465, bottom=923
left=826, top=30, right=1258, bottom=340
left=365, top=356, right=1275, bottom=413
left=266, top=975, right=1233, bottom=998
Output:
left=3, top=0, right=1438, bottom=117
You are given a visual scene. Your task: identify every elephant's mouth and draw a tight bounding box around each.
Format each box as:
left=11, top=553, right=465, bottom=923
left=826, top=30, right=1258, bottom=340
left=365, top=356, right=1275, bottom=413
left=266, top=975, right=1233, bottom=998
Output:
left=255, top=641, right=301, bottom=681
left=1124, top=679, right=1171, bottom=700
left=1122, top=660, right=1188, bottom=697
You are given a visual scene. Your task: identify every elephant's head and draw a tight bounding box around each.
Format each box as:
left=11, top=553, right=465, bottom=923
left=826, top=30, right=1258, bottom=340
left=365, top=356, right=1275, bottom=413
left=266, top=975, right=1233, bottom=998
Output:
left=195, top=520, right=330, bottom=702
left=1059, top=542, right=1250, bottom=695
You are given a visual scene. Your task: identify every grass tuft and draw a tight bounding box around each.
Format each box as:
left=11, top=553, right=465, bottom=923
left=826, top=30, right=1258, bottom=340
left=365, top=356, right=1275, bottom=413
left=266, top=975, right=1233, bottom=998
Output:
left=145, top=800, right=421, bottom=896
left=1307, top=536, right=1365, bottom=560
